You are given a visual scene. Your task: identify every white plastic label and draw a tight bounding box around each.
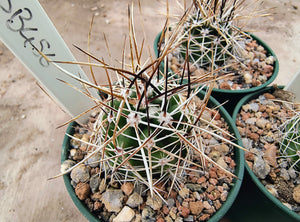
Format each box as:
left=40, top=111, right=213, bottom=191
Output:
left=0, top=0, right=98, bottom=123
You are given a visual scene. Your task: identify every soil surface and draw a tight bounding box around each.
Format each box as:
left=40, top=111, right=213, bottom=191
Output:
left=0, top=0, right=300, bottom=221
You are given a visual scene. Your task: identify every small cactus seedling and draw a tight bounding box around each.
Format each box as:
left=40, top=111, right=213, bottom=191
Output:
left=279, top=112, right=300, bottom=171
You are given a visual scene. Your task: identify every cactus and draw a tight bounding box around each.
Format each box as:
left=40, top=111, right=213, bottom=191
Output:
left=279, top=113, right=300, bottom=171
left=56, top=4, right=242, bottom=198
left=171, top=0, right=269, bottom=72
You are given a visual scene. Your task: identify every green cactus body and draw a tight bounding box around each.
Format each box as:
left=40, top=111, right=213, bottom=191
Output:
left=180, top=18, right=233, bottom=67
left=280, top=116, right=300, bottom=170
left=97, top=83, right=190, bottom=179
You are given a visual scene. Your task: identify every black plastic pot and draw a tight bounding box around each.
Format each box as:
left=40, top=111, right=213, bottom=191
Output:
left=61, top=91, right=245, bottom=222
left=154, top=32, right=279, bottom=115
left=229, top=86, right=300, bottom=222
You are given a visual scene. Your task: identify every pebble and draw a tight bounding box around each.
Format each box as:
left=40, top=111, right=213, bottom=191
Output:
left=146, top=194, right=163, bottom=210
left=208, top=137, right=219, bottom=146
left=121, top=182, right=135, bottom=196
left=201, top=110, right=213, bottom=122
left=165, top=216, right=173, bottom=222
left=250, top=103, right=260, bottom=112
left=253, top=156, right=270, bottom=179
left=183, top=215, right=194, bottom=221
left=219, top=82, right=231, bottom=90
left=199, top=214, right=210, bottom=221
left=293, top=185, right=300, bottom=203
left=126, top=192, right=143, bottom=208
left=61, top=160, right=76, bottom=173
left=280, top=168, right=290, bottom=181
left=134, top=183, right=147, bottom=196
left=242, top=104, right=251, bottom=112
left=175, top=217, right=184, bottom=222
left=167, top=197, right=175, bottom=208
left=169, top=207, right=177, bottom=219
left=113, top=206, right=135, bottom=222
left=217, top=157, right=228, bottom=169
left=133, top=214, right=142, bottom=222
left=265, top=184, right=278, bottom=198
left=179, top=187, right=190, bottom=199
left=93, top=201, right=102, bottom=211
left=141, top=206, right=156, bottom=222
left=213, top=200, right=222, bottom=210
left=256, top=118, right=268, bottom=129
left=288, top=168, right=297, bottom=179
left=189, top=201, right=204, bottom=215
left=156, top=218, right=165, bottom=222
left=101, top=189, right=125, bottom=212
left=203, top=201, right=212, bottom=210
left=244, top=72, right=253, bottom=84
left=75, top=182, right=90, bottom=200
left=249, top=132, right=259, bottom=141
left=70, top=148, right=84, bottom=161
left=179, top=206, right=190, bottom=218
left=192, top=191, right=201, bottom=201
left=70, top=134, right=82, bottom=148
left=89, top=174, right=101, bottom=193
left=220, top=190, right=228, bottom=202
left=216, top=144, right=230, bottom=154
left=263, top=143, right=277, bottom=167
left=91, top=192, right=102, bottom=201
left=209, top=151, right=221, bottom=162
left=245, top=118, right=256, bottom=125
left=283, top=203, right=293, bottom=210
left=162, top=204, right=170, bottom=215
left=70, top=164, right=90, bottom=183
left=242, top=138, right=253, bottom=150
left=265, top=56, right=275, bottom=65
left=86, top=152, right=102, bottom=167
left=185, top=183, right=204, bottom=193
left=242, top=112, right=251, bottom=121
left=99, top=178, right=107, bottom=193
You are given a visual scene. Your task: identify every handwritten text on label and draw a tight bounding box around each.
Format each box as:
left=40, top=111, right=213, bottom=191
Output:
left=1, top=0, right=56, bottom=67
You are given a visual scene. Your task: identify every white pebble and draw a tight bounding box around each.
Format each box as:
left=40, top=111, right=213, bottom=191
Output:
left=265, top=56, right=275, bottom=65
left=244, top=72, right=253, bottom=84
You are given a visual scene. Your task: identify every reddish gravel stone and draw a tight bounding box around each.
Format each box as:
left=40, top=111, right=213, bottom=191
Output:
left=156, top=218, right=165, bottom=222
left=209, top=178, right=218, bottom=186
left=121, top=182, right=134, bottom=196
left=94, top=201, right=103, bottom=211
left=200, top=214, right=210, bottom=221
left=209, top=169, right=218, bottom=179
left=197, top=176, right=207, bottom=184
left=189, top=201, right=204, bottom=215
left=179, top=206, right=190, bottom=218
left=220, top=82, right=231, bottom=90
left=249, top=132, right=259, bottom=141
left=162, top=205, right=169, bottom=215
left=75, top=183, right=90, bottom=200
left=169, top=190, right=177, bottom=199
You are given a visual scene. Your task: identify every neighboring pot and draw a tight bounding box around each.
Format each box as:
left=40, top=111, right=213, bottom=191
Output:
left=154, top=32, right=279, bottom=115
left=228, top=86, right=300, bottom=222
left=61, top=92, right=245, bottom=222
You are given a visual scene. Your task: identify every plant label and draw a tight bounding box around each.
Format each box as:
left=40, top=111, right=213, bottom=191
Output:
left=0, top=0, right=98, bottom=123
